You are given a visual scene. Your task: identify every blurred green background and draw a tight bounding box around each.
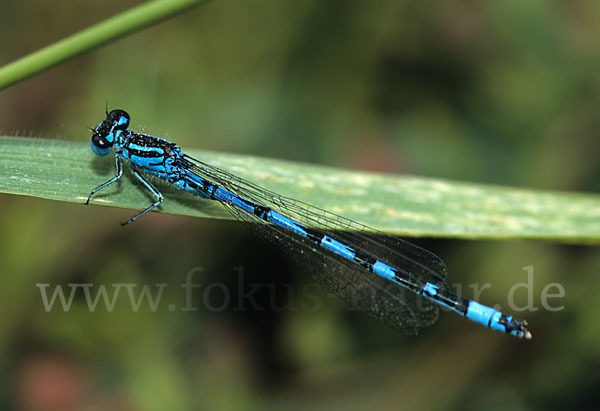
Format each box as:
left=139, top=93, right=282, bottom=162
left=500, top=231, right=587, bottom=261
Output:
left=1, top=0, right=599, bottom=410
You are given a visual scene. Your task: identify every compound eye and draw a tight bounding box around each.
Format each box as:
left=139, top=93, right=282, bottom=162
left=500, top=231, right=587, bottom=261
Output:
left=91, top=133, right=113, bottom=155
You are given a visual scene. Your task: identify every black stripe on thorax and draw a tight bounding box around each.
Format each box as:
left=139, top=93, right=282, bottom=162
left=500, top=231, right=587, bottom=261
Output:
left=124, top=132, right=177, bottom=158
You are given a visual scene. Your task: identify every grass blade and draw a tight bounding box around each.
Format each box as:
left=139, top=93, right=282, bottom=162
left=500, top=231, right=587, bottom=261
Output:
left=0, top=0, right=210, bottom=90
left=1, top=136, right=599, bottom=242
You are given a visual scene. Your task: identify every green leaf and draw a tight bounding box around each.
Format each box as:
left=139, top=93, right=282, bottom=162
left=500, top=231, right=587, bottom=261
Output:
left=1, top=136, right=599, bottom=243
left=0, top=0, right=210, bottom=90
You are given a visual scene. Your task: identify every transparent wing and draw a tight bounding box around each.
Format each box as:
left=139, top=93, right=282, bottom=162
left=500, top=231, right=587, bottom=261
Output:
left=178, top=154, right=449, bottom=333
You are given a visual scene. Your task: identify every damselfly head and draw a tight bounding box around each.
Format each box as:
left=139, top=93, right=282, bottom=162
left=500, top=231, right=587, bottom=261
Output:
left=107, top=109, right=130, bottom=131
left=90, top=109, right=130, bottom=155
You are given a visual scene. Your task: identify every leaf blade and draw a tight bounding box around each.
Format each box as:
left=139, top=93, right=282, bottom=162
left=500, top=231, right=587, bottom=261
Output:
left=0, top=0, right=210, bottom=90
left=1, top=136, right=599, bottom=242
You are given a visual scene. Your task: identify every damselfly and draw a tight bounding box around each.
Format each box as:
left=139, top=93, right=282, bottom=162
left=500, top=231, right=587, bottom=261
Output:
left=85, top=109, right=532, bottom=339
